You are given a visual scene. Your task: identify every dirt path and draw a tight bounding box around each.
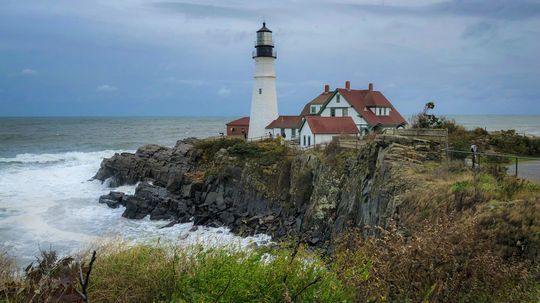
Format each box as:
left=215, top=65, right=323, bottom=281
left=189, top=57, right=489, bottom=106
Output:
left=507, top=160, right=540, bottom=183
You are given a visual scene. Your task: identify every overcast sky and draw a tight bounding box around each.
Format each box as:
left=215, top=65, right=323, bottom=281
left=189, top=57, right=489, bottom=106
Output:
left=1, top=0, right=539, bottom=116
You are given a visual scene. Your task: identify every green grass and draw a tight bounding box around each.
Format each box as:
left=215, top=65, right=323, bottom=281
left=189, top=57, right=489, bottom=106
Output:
left=2, top=243, right=352, bottom=303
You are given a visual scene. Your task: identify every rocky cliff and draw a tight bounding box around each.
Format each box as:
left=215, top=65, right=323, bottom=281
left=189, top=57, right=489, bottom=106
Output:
left=93, top=136, right=440, bottom=244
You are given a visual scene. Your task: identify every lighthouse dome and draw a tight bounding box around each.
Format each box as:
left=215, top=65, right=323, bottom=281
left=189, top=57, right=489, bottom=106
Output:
left=257, top=22, right=272, bottom=33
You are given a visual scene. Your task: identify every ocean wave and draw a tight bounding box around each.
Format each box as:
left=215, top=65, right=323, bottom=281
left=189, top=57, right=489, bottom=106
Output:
left=0, top=150, right=128, bottom=165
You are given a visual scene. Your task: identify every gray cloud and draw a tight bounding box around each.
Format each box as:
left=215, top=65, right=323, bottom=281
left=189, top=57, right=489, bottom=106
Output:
left=150, top=2, right=254, bottom=19
left=461, top=21, right=497, bottom=40
left=341, top=0, right=540, bottom=20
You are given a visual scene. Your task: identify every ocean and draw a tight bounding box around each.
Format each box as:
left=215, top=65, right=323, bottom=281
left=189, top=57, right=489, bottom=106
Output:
left=0, top=117, right=267, bottom=266
left=0, top=115, right=539, bottom=265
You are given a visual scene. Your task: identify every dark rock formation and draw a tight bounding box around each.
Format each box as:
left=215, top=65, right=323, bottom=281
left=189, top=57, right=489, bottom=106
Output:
left=98, top=191, right=125, bottom=208
left=94, top=136, right=440, bottom=244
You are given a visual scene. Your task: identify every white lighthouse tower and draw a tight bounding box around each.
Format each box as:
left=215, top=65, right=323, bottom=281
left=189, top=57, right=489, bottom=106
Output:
left=248, top=22, right=278, bottom=139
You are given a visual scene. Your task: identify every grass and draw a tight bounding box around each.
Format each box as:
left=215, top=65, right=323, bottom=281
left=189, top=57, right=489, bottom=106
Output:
left=1, top=243, right=352, bottom=303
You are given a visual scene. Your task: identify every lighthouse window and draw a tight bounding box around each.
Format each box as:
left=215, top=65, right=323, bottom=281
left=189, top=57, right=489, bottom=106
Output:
left=259, top=88, right=262, bottom=95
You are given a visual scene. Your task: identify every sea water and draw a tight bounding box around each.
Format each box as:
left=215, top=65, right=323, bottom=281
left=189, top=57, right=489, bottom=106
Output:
left=0, top=117, right=270, bottom=266
left=0, top=116, right=538, bottom=265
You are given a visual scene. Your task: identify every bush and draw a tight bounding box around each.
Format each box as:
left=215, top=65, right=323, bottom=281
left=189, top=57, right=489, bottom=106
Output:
left=2, top=244, right=352, bottom=302
left=333, top=221, right=538, bottom=303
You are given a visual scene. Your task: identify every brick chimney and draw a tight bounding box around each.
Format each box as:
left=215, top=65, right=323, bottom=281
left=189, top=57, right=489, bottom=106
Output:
left=324, top=84, right=330, bottom=93
left=368, top=83, right=373, bottom=92
left=345, top=80, right=351, bottom=91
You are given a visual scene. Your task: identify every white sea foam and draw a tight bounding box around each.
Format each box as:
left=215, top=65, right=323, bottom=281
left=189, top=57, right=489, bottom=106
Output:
left=0, top=150, right=270, bottom=266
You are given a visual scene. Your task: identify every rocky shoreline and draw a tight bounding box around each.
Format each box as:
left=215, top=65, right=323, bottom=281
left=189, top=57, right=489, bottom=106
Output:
left=93, top=136, right=441, bottom=245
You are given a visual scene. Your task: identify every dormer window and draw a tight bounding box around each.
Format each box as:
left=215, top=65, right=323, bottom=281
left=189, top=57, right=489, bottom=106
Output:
left=310, top=106, right=317, bottom=114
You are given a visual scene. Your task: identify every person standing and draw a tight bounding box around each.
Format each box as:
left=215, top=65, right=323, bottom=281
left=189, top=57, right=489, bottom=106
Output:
left=470, top=144, right=478, bottom=168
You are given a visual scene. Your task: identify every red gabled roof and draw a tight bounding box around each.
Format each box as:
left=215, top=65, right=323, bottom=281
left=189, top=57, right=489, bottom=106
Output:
left=303, top=116, right=358, bottom=135
left=300, top=91, right=335, bottom=116
left=336, top=88, right=407, bottom=126
left=226, top=116, right=250, bottom=126
left=266, top=115, right=303, bottom=129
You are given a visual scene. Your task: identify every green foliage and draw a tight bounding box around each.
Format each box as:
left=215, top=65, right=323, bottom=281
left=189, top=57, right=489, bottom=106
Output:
left=451, top=180, right=472, bottom=193
left=195, top=138, right=290, bottom=166
left=171, top=245, right=350, bottom=302
left=195, top=138, right=245, bottom=162
left=1, top=244, right=352, bottom=302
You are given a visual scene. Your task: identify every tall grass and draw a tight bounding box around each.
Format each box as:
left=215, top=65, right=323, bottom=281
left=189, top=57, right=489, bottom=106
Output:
left=2, top=243, right=352, bottom=302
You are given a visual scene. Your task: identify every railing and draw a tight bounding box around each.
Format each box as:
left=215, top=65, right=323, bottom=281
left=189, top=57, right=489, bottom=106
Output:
left=252, top=49, right=277, bottom=58
left=383, top=128, right=448, bottom=144
left=443, top=148, right=540, bottom=179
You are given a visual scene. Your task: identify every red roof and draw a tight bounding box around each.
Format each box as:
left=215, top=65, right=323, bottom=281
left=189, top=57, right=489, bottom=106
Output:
left=303, top=116, right=358, bottom=135
left=300, top=91, right=335, bottom=116
left=226, top=116, right=250, bottom=126
left=336, top=88, right=407, bottom=126
left=266, top=115, right=303, bottom=129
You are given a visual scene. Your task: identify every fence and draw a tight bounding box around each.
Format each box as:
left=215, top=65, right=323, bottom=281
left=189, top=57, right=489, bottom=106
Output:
left=383, top=128, right=448, bottom=144
left=443, top=148, right=540, bottom=181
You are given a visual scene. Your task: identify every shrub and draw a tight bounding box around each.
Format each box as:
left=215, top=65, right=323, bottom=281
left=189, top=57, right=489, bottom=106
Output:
left=333, top=221, right=538, bottom=303
left=477, top=198, right=540, bottom=261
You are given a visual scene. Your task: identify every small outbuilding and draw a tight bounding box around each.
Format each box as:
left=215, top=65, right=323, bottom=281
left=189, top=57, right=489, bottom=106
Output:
left=226, top=117, right=250, bottom=138
left=299, top=116, right=358, bottom=148
left=265, top=115, right=303, bottom=139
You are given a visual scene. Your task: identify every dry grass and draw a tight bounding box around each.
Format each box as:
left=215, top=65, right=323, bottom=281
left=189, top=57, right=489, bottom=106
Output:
left=1, top=243, right=352, bottom=303
left=334, top=220, right=538, bottom=303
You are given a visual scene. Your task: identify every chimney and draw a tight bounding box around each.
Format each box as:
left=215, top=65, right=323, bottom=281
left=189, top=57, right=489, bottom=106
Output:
left=324, top=84, right=330, bottom=93
left=345, top=80, right=351, bottom=91
left=368, top=83, right=373, bottom=92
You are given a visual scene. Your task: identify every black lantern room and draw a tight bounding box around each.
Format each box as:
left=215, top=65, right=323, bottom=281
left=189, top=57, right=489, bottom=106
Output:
left=253, top=22, right=276, bottom=59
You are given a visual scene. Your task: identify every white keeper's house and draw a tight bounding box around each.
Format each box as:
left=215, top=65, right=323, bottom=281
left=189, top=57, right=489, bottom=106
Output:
left=225, top=22, right=408, bottom=147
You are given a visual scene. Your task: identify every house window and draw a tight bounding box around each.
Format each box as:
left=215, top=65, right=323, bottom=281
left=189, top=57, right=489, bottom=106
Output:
left=311, top=106, right=317, bottom=114
left=308, top=136, right=311, bottom=146
left=280, top=128, right=285, bottom=137
left=336, top=95, right=340, bottom=103
left=259, top=88, right=262, bottom=95
left=343, top=108, right=348, bottom=116
left=330, top=108, right=335, bottom=117
left=291, top=128, right=296, bottom=138
left=231, top=127, right=236, bottom=132
left=303, top=135, right=306, bottom=146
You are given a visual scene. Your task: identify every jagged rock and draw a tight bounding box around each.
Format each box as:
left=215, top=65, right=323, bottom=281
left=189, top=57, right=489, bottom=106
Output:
left=96, top=134, right=437, bottom=245
left=98, top=191, right=125, bottom=208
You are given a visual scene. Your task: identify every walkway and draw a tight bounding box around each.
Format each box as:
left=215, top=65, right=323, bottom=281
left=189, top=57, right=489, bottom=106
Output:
left=507, top=160, right=540, bottom=183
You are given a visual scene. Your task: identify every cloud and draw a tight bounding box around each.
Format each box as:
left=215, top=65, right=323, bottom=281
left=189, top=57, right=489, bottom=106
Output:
left=217, top=86, right=231, bottom=96
left=341, top=0, right=540, bottom=20
left=96, top=84, right=118, bottom=92
left=150, top=2, right=253, bottom=19
left=461, top=21, right=497, bottom=40
left=21, top=68, right=38, bottom=76
left=163, top=77, right=205, bottom=86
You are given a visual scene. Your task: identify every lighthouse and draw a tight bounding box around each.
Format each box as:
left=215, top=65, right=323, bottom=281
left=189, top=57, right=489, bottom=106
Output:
left=248, top=22, right=279, bottom=139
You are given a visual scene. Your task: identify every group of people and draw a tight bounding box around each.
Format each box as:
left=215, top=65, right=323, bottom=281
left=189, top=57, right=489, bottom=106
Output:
left=267, top=132, right=286, bottom=140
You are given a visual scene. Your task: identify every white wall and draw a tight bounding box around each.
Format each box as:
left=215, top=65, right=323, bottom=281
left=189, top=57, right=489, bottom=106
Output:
left=314, top=134, right=335, bottom=145
left=265, top=127, right=298, bottom=140
left=320, top=93, right=369, bottom=130
left=299, top=122, right=314, bottom=148
left=249, top=57, right=279, bottom=139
